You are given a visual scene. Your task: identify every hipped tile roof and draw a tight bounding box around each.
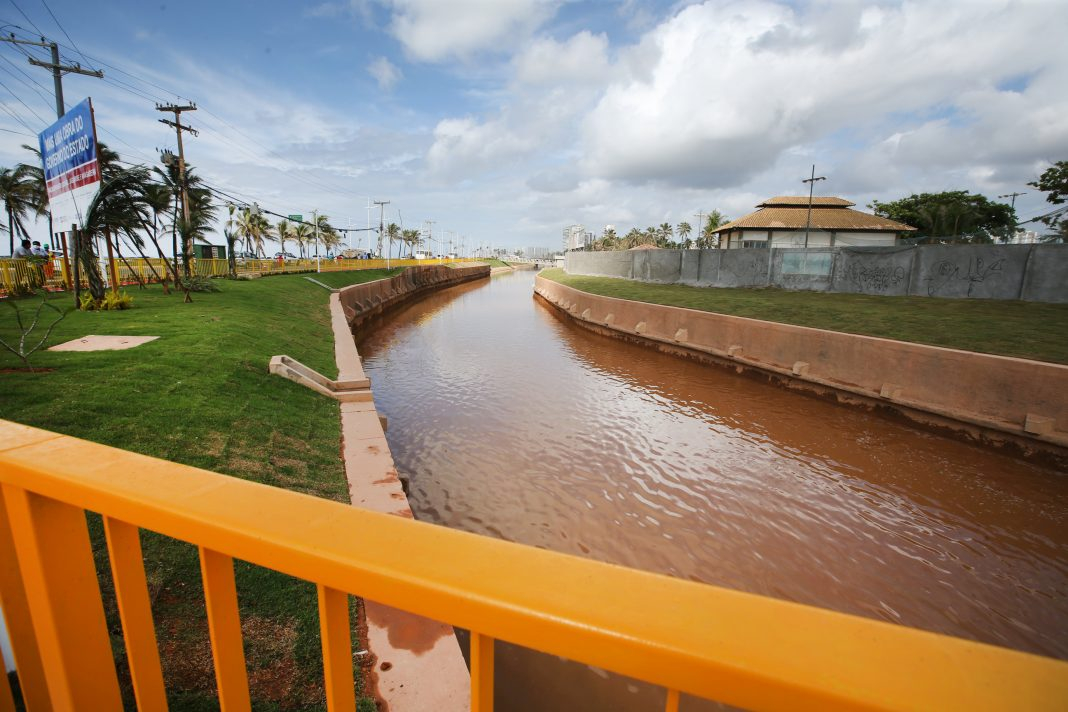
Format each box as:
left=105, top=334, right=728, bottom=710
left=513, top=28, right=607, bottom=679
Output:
left=714, top=197, right=916, bottom=233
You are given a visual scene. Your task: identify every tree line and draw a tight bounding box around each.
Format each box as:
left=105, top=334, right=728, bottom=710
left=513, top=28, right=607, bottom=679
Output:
left=590, top=211, right=730, bottom=251
left=0, top=143, right=345, bottom=306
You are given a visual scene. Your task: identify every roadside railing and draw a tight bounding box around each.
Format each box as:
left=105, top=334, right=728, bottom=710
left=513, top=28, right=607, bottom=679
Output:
left=1, top=419, right=1065, bottom=711
left=0, top=257, right=470, bottom=296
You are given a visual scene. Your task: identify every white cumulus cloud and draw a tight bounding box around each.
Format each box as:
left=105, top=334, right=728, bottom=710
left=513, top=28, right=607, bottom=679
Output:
left=385, top=0, right=558, bottom=62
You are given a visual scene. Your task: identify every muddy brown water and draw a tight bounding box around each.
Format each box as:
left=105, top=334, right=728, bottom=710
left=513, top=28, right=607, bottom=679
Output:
left=356, top=270, right=1068, bottom=711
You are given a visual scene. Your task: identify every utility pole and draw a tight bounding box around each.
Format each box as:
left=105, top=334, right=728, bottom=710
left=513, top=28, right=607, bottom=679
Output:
left=998, top=192, right=1026, bottom=242
left=312, top=209, right=320, bottom=272
left=157, top=103, right=198, bottom=273
left=374, top=199, right=390, bottom=266
left=695, top=211, right=705, bottom=249
left=425, top=220, right=436, bottom=261
left=3, top=34, right=103, bottom=301
left=802, top=164, right=827, bottom=249
left=998, top=192, right=1025, bottom=211
left=1, top=35, right=105, bottom=119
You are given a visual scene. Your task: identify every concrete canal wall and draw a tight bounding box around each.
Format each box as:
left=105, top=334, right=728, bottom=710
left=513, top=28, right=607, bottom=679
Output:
left=534, top=275, right=1068, bottom=455
left=330, top=264, right=489, bottom=712
left=565, top=244, right=1068, bottom=303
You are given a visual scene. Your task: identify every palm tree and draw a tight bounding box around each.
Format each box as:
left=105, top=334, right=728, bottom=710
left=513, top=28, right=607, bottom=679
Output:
left=702, top=210, right=728, bottom=248
left=0, top=164, right=36, bottom=254
left=677, top=221, right=691, bottom=248
left=143, top=182, right=181, bottom=284
left=235, top=208, right=269, bottom=258
left=313, top=214, right=338, bottom=257
left=275, top=219, right=291, bottom=257
left=385, top=222, right=401, bottom=258
left=223, top=203, right=238, bottom=277
left=292, top=223, right=312, bottom=258
left=79, top=167, right=153, bottom=303
left=175, top=180, right=218, bottom=273
left=402, top=228, right=421, bottom=256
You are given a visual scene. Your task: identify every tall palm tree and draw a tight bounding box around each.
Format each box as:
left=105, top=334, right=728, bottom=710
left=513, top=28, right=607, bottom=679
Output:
left=402, top=228, right=421, bottom=256
left=175, top=182, right=218, bottom=274
left=235, top=208, right=269, bottom=258
left=0, top=164, right=36, bottom=254
left=292, top=223, right=312, bottom=258
left=702, top=210, right=728, bottom=248
left=79, top=167, right=153, bottom=302
left=311, top=214, right=338, bottom=257
left=224, top=203, right=238, bottom=277
left=676, top=221, right=691, bottom=248
left=385, top=222, right=401, bottom=259
left=275, top=219, right=291, bottom=256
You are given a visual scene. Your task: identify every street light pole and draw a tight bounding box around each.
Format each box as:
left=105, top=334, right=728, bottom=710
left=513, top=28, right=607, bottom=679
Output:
left=802, top=164, right=827, bottom=249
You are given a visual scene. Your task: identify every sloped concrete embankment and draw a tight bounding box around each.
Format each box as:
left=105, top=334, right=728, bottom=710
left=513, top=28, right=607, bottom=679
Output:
left=534, top=275, right=1068, bottom=457
left=330, top=265, right=489, bottom=712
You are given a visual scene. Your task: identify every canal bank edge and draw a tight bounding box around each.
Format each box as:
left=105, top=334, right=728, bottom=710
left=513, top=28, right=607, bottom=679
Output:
left=534, top=274, right=1068, bottom=459
left=331, top=265, right=490, bottom=712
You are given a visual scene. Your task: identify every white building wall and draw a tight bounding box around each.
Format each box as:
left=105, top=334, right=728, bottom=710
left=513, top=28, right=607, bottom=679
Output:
left=834, top=232, right=897, bottom=246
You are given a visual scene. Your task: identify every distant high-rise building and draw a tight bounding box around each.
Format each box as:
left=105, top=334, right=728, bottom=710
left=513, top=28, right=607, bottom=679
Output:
left=563, top=224, right=589, bottom=251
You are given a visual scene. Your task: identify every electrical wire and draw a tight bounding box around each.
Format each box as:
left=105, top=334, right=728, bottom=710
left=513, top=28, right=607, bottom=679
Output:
left=37, top=0, right=93, bottom=70
left=6, top=1, right=44, bottom=39
left=0, top=75, right=45, bottom=123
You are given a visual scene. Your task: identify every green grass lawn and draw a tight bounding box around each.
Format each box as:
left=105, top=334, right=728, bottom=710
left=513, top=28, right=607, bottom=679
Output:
left=541, top=268, right=1068, bottom=364
left=1, top=269, right=401, bottom=710
left=479, top=258, right=511, bottom=268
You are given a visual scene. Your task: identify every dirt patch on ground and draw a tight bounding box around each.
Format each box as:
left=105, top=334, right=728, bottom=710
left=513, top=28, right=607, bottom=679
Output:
left=48, top=334, right=159, bottom=351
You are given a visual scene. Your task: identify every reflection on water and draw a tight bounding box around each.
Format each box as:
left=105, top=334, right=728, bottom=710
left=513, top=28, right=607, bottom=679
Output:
left=357, top=270, right=1068, bottom=710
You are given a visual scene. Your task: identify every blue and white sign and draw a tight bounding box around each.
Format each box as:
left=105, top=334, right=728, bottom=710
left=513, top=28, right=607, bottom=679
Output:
left=38, top=98, right=101, bottom=229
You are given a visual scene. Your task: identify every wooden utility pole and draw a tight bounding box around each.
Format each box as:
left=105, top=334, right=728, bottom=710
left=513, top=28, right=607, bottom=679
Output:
left=802, top=164, right=827, bottom=249
left=2, top=34, right=103, bottom=298
left=0, top=35, right=105, bottom=118
left=156, top=103, right=198, bottom=275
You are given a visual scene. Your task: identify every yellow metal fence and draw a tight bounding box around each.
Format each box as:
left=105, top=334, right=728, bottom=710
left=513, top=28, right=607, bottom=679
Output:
left=0, top=257, right=468, bottom=296
left=1, top=419, right=1065, bottom=711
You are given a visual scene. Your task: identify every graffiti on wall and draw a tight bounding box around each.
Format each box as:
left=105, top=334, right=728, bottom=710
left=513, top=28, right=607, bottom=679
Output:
left=925, top=256, right=1005, bottom=297
left=842, top=262, right=907, bottom=292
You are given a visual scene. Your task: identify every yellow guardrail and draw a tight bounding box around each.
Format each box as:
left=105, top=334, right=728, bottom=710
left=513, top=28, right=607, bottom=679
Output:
left=1, top=419, right=1065, bottom=711
left=0, top=256, right=470, bottom=296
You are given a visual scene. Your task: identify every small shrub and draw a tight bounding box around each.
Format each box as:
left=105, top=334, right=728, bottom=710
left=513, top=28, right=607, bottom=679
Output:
left=179, top=275, right=220, bottom=292
left=79, top=290, right=134, bottom=311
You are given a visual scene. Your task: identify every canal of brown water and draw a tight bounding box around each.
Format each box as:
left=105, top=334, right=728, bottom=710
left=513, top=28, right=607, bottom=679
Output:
left=356, top=270, right=1068, bottom=711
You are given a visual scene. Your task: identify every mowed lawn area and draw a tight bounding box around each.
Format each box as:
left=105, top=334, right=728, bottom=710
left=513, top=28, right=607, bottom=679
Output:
left=0, top=269, right=401, bottom=711
left=541, top=269, right=1068, bottom=365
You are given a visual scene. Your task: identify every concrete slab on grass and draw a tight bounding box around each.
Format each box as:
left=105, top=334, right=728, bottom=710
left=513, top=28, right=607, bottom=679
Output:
left=49, top=335, right=159, bottom=352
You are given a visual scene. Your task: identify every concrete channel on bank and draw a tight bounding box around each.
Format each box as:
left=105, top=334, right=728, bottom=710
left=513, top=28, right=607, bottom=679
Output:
left=305, top=263, right=1065, bottom=710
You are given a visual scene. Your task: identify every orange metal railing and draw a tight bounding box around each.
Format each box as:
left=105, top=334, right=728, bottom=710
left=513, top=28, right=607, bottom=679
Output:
left=0, top=257, right=470, bottom=296
left=1, top=419, right=1066, bottom=711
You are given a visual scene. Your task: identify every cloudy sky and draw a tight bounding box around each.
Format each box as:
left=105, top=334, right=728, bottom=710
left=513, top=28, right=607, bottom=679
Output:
left=1, top=0, right=1065, bottom=254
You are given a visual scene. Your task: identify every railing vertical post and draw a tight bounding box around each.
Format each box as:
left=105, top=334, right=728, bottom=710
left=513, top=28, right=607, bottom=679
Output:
left=0, top=487, right=51, bottom=712
left=665, top=688, right=680, bottom=712
left=471, top=633, right=494, bottom=712
left=1, top=484, right=123, bottom=709
left=198, top=547, right=251, bottom=711
left=103, top=517, right=168, bottom=711
left=317, top=585, right=355, bottom=712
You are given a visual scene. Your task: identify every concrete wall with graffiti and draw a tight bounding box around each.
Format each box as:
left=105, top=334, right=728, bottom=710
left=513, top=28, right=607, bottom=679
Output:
left=565, top=244, right=1068, bottom=303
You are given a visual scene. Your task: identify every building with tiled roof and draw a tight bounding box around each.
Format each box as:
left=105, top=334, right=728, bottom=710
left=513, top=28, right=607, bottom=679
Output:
left=713, top=196, right=916, bottom=249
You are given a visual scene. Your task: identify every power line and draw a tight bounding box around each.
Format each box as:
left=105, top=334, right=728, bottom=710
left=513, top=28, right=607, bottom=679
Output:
left=0, top=76, right=46, bottom=123
left=0, top=53, right=53, bottom=109
left=37, top=0, right=93, bottom=70
left=6, top=1, right=45, bottom=39
left=0, top=101, right=35, bottom=132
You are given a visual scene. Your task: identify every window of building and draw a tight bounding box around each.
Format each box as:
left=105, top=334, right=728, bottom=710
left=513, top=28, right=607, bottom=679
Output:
left=741, top=240, right=768, bottom=249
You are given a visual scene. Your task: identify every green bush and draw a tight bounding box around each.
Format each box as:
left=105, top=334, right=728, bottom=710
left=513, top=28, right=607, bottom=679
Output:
left=179, top=275, right=221, bottom=292
left=80, top=290, right=134, bottom=311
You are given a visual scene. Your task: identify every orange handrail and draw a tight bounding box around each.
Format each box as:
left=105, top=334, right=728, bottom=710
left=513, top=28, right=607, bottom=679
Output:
left=1, top=419, right=1066, bottom=711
